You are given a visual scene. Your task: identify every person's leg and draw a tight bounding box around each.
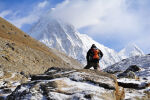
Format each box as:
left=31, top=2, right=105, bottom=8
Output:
left=93, top=62, right=100, bottom=71
left=84, top=62, right=92, bottom=69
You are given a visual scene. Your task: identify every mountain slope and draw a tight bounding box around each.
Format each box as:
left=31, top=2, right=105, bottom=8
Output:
left=104, top=55, right=150, bottom=77
left=0, top=17, right=82, bottom=74
left=30, top=16, right=144, bottom=69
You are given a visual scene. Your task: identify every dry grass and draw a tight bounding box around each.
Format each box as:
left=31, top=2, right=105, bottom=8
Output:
left=99, top=92, right=116, bottom=100
left=115, top=87, right=125, bottom=100
left=0, top=71, right=12, bottom=79
left=0, top=17, right=62, bottom=63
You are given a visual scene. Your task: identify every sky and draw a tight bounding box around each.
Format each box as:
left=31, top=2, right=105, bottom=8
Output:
left=0, top=0, right=150, bottom=54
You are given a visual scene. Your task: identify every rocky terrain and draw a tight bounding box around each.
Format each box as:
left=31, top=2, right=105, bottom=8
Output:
left=7, top=67, right=124, bottom=100
left=0, top=68, right=29, bottom=99
left=104, top=55, right=150, bottom=100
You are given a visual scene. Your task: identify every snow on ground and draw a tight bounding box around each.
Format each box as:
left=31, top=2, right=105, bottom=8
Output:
left=9, top=77, right=113, bottom=100
left=7, top=68, right=119, bottom=100
left=104, top=55, right=150, bottom=99
left=117, top=77, right=150, bottom=99
left=0, top=71, right=30, bottom=99
left=117, top=78, right=149, bottom=84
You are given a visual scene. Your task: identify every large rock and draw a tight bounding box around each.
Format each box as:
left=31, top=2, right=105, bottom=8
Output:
left=117, top=71, right=137, bottom=79
left=7, top=67, right=124, bottom=100
left=117, top=65, right=141, bottom=79
left=124, top=65, right=141, bottom=73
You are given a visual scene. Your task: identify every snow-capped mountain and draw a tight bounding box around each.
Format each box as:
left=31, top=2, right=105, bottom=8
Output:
left=29, top=15, right=144, bottom=69
left=119, top=43, right=144, bottom=59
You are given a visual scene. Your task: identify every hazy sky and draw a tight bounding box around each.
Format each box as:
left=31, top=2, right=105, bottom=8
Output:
left=0, top=0, right=150, bottom=54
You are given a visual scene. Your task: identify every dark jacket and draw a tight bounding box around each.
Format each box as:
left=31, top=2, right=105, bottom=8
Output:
left=86, top=47, right=103, bottom=62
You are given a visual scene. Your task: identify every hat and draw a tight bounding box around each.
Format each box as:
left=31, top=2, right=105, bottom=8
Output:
left=91, top=44, right=96, bottom=48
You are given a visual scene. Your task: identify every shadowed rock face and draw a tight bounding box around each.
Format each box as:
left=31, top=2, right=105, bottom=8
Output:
left=7, top=67, right=124, bottom=100
left=117, top=65, right=141, bottom=79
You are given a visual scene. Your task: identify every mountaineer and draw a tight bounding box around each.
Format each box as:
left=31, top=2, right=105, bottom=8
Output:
left=84, top=44, right=103, bottom=71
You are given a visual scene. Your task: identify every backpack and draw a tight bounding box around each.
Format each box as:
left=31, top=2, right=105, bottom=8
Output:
left=91, top=48, right=100, bottom=60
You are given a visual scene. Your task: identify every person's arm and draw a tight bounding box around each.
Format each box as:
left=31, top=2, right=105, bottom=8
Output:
left=86, top=49, right=91, bottom=61
left=99, top=49, right=103, bottom=58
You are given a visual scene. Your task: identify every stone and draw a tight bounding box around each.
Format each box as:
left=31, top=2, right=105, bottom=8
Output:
left=117, top=71, right=136, bottom=79
left=124, top=65, right=141, bottom=73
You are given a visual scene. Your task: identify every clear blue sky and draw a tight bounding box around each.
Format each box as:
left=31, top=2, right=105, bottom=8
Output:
left=0, top=0, right=150, bottom=54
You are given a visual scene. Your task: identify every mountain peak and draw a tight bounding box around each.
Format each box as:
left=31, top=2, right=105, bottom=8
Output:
left=119, top=43, right=144, bottom=59
left=30, top=16, right=77, bottom=39
left=29, top=17, right=124, bottom=69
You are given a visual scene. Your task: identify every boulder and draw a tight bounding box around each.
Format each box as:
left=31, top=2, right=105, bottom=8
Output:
left=117, top=65, right=140, bottom=79
left=7, top=67, right=124, bottom=100
left=117, top=71, right=136, bottom=79
left=124, top=65, right=141, bottom=73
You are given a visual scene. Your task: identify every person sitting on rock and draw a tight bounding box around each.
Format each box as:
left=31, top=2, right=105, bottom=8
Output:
left=84, top=44, right=103, bottom=71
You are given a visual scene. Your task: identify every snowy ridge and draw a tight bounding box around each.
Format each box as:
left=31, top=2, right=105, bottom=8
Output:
left=119, top=43, right=144, bottom=59
left=104, top=55, right=150, bottom=80
left=29, top=15, right=144, bottom=69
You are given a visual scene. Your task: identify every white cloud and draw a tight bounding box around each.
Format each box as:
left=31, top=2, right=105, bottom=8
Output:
left=49, top=0, right=143, bottom=35
left=38, top=0, right=48, bottom=8
left=10, top=15, right=39, bottom=28
left=9, top=0, right=49, bottom=28
left=49, top=0, right=150, bottom=53
left=49, top=0, right=150, bottom=35
left=0, top=10, right=11, bottom=18
left=135, top=34, right=150, bottom=54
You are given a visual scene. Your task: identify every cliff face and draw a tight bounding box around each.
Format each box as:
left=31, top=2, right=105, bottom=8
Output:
left=0, top=17, right=82, bottom=75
